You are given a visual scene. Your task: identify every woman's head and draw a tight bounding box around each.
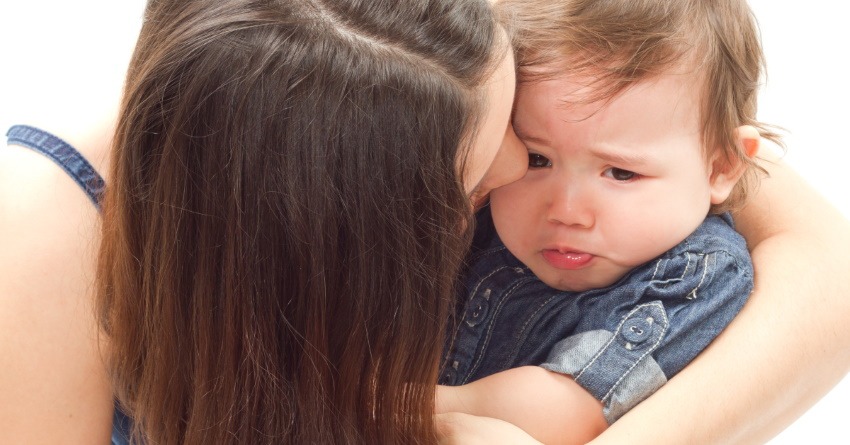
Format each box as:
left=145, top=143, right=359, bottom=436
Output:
left=98, top=0, right=510, bottom=443
left=463, top=35, right=528, bottom=207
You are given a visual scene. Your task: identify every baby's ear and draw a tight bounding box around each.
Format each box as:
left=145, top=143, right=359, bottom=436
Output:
left=708, top=125, right=760, bottom=205
left=737, top=125, right=761, bottom=158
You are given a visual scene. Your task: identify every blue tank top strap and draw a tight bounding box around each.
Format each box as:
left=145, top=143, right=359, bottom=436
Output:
left=111, top=403, right=133, bottom=445
left=5, top=125, right=105, bottom=211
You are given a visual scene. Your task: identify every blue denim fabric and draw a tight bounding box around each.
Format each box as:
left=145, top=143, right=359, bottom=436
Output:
left=441, top=206, right=753, bottom=423
left=6, top=125, right=105, bottom=209
left=6, top=126, right=131, bottom=444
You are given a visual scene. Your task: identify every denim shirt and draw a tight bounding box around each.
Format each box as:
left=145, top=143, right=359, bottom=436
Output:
left=440, top=207, right=753, bottom=423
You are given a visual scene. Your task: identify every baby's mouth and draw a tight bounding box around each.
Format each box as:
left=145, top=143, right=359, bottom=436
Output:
left=541, top=249, right=594, bottom=270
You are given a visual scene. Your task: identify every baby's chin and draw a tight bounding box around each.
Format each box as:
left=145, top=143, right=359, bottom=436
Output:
left=542, top=279, right=599, bottom=293
left=534, top=267, right=625, bottom=293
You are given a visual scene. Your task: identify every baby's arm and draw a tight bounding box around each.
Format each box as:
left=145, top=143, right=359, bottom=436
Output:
left=436, top=366, right=607, bottom=445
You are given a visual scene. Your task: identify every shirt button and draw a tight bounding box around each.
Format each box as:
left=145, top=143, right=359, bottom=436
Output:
left=621, top=317, right=653, bottom=344
left=464, top=297, right=489, bottom=327
left=440, top=368, right=458, bottom=385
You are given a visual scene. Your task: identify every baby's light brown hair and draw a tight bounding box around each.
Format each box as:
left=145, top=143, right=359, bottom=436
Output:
left=497, top=0, right=782, bottom=212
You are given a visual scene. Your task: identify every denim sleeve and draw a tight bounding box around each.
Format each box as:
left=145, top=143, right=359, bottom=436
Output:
left=540, top=218, right=753, bottom=423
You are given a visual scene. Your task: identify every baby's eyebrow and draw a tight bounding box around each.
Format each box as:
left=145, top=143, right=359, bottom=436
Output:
left=514, top=125, right=653, bottom=166
left=589, top=147, right=651, bottom=166
left=514, top=126, right=551, bottom=146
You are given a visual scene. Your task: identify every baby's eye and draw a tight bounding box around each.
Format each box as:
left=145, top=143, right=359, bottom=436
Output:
left=603, top=167, right=638, bottom=181
left=528, top=153, right=552, bottom=169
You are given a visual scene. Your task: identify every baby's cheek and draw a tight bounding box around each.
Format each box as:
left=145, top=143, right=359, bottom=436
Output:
left=490, top=188, right=537, bottom=243
left=618, top=213, right=696, bottom=264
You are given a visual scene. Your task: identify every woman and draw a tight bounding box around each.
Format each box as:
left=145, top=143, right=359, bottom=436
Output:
left=99, top=0, right=528, bottom=442
left=5, top=0, right=523, bottom=443
left=1, top=1, right=848, bottom=445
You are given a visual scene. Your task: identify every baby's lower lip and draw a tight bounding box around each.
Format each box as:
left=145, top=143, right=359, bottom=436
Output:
left=542, top=250, right=594, bottom=270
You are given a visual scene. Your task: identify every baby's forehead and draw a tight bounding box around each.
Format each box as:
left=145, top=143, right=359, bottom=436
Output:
left=514, top=72, right=706, bottom=153
left=554, top=55, right=705, bottom=103
left=526, top=65, right=706, bottom=126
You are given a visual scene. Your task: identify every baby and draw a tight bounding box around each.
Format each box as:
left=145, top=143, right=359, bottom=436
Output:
left=437, top=0, right=779, bottom=443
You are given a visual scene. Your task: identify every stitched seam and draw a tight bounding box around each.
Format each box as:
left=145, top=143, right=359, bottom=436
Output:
left=574, top=303, right=666, bottom=387
left=441, top=263, right=517, bottom=372
left=688, top=252, right=713, bottom=299
left=463, top=277, right=536, bottom=384
left=6, top=125, right=104, bottom=208
left=468, top=264, right=517, bottom=304
left=575, top=304, right=649, bottom=380
left=505, top=292, right=562, bottom=369
left=600, top=303, right=669, bottom=402
left=651, top=258, right=662, bottom=280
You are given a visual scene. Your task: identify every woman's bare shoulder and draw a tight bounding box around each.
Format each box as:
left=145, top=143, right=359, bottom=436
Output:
left=0, top=121, right=114, bottom=442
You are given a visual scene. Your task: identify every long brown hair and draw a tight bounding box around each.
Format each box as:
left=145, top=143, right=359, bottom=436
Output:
left=498, top=0, right=782, bottom=212
left=97, top=0, right=501, bottom=443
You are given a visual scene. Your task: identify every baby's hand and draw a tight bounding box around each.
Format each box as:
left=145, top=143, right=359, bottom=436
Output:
left=436, top=412, right=541, bottom=445
left=435, top=384, right=468, bottom=414
left=435, top=367, right=607, bottom=445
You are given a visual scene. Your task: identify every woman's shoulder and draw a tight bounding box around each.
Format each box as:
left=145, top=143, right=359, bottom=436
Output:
left=0, top=121, right=114, bottom=443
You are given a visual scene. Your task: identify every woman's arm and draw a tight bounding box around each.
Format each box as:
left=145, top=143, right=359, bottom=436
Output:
left=0, top=126, right=115, bottom=443
left=588, top=150, right=850, bottom=444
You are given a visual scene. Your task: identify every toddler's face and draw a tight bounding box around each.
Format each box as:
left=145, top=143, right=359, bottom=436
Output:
left=491, top=72, right=714, bottom=291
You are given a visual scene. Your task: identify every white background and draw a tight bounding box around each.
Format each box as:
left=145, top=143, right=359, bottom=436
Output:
left=0, top=1, right=847, bottom=443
